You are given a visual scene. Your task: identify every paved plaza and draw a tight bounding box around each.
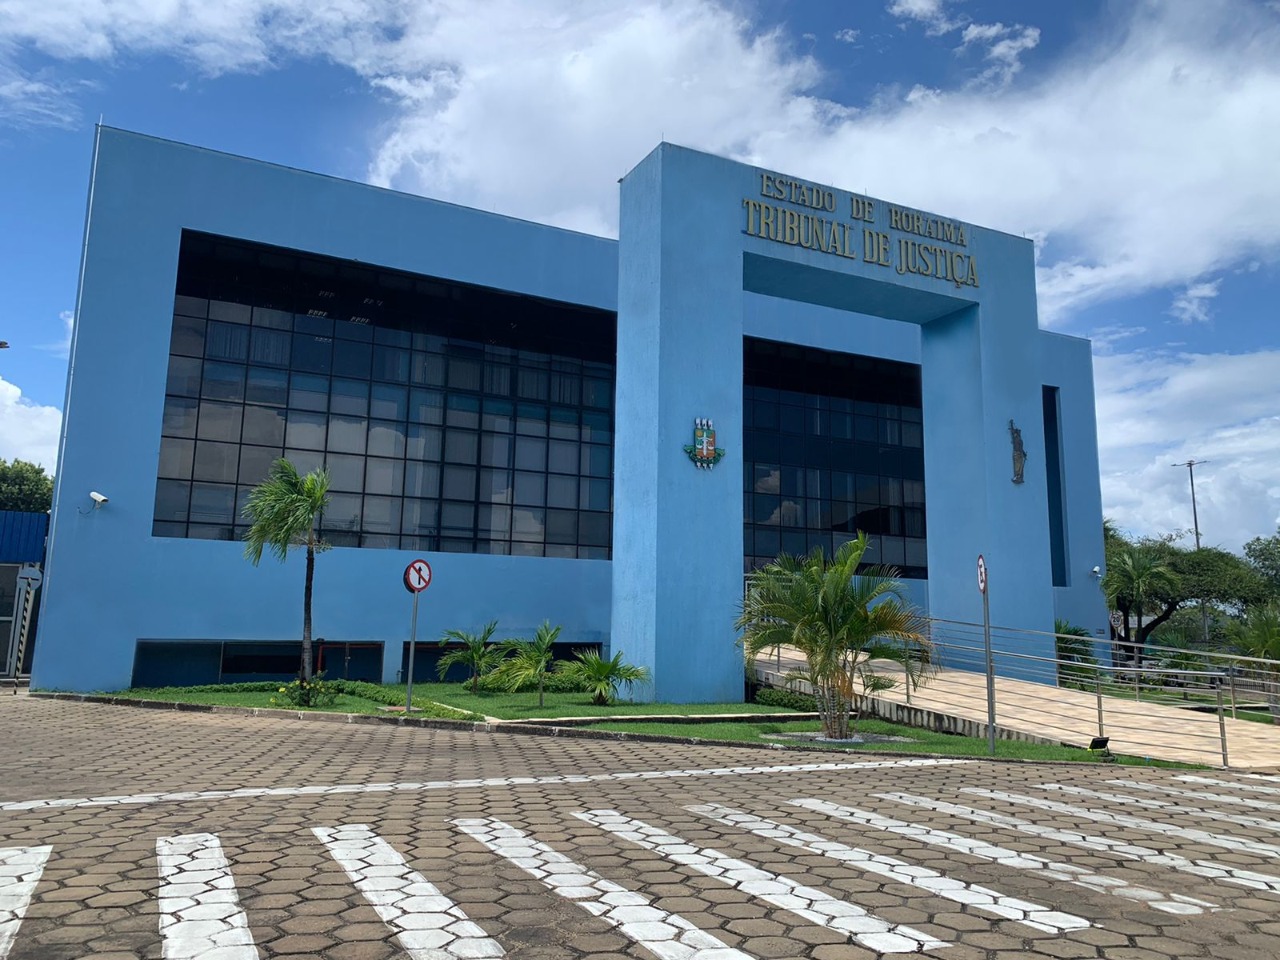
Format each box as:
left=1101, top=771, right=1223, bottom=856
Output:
left=3, top=697, right=1280, bottom=958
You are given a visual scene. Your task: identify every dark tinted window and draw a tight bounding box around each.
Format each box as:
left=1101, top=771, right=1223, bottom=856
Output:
left=155, top=231, right=615, bottom=557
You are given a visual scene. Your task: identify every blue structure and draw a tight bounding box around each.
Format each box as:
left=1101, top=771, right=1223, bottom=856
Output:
left=33, top=128, right=1107, bottom=697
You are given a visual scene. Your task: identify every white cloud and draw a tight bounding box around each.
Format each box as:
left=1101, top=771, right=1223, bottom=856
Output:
left=1088, top=323, right=1148, bottom=352
left=964, top=23, right=1040, bottom=87
left=0, top=61, right=79, bottom=126
left=834, top=28, right=860, bottom=44
left=886, top=0, right=964, bottom=36
left=1094, top=347, right=1280, bottom=550
left=36, top=310, right=74, bottom=358
left=1168, top=280, right=1220, bottom=325
left=890, top=2, right=1039, bottom=86
left=1, top=1, right=1277, bottom=324
left=0, top=375, right=62, bottom=470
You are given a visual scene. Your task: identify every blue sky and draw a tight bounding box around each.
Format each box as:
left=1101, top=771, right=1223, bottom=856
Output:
left=0, top=0, right=1277, bottom=551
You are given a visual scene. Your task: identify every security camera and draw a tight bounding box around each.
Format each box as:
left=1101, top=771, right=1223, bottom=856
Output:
left=1091, top=565, right=1101, bottom=576
left=89, top=491, right=109, bottom=506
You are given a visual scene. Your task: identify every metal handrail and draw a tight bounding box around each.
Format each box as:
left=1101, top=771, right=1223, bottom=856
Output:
left=928, top=615, right=1280, bottom=670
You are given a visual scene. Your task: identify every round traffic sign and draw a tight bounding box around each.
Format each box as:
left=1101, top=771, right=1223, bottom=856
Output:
left=976, top=554, right=987, bottom=594
left=403, top=558, right=432, bottom=594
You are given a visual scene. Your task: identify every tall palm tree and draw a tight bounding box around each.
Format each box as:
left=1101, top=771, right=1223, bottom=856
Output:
left=492, top=621, right=561, bottom=707
left=1102, top=544, right=1180, bottom=667
left=1229, top=604, right=1280, bottom=723
left=737, top=533, right=931, bottom=740
left=437, top=621, right=503, bottom=692
left=242, top=459, right=331, bottom=681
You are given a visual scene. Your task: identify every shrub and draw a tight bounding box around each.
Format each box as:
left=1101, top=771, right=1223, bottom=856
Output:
left=270, top=672, right=338, bottom=708
left=1055, top=619, right=1098, bottom=689
left=754, top=687, right=817, bottom=711
left=474, top=670, right=592, bottom=694
left=555, top=649, right=651, bottom=705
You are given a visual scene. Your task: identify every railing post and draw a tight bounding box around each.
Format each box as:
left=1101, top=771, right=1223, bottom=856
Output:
left=1095, top=677, right=1105, bottom=739
left=1217, top=686, right=1229, bottom=768
left=1229, top=670, right=1237, bottom=720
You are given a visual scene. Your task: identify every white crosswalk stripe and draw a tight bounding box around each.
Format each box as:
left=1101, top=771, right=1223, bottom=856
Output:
left=453, top=817, right=753, bottom=960
left=1178, top=775, right=1280, bottom=797
left=1105, top=779, right=1280, bottom=815
left=1041, top=783, right=1280, bottom=835
left=576, top=809, right=946, bottom=953
left=882, top=792, right=1280, bottom=894
left=0, top=758, right=971, bottom=813
left=788, top=797, right=1213, bottom=915
left=0, top=846, right=51, bottom=960
left=687, top=803, right=1088, bottom=933
left=1239, top=774, right=1280, bottom=783
left=155, top=833, right=258, bottom=960
left=313, top=824, right=504, bottom=959
left=962, top=788, right=1280, bottom=860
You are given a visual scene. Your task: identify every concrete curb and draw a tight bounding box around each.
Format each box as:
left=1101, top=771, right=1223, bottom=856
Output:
left=505, top=712, right=820, bottom=727
left=26, top=691, right=1133, bottom=766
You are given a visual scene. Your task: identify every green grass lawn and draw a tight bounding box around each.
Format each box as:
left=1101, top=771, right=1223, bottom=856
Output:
left=114, top=684, right=482, bottom=721
left=1236, top=708, right=1276, bottom=724
left=583, top=717, right=1202, bottom=767
left=404, top=683, right=804, bottom=719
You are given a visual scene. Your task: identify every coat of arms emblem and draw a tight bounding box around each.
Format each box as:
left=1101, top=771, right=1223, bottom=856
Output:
left=683, top=417, right=726, bottom=469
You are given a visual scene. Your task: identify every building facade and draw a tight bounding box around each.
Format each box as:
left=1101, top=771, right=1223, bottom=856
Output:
left=32, top=128, right=1107, bottom=698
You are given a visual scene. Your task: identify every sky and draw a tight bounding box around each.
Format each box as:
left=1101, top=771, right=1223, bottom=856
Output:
left=0, top=0, right=1277, bottom=553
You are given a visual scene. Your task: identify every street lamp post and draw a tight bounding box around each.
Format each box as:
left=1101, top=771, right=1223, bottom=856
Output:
left=1172, top=459, right=1209, bottom=644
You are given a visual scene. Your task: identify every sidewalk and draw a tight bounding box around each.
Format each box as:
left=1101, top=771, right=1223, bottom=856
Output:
left=755, top=650, right=1280, bottom=769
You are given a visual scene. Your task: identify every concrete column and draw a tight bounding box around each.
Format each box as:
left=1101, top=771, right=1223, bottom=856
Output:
left=612, top=145, right=746, bottom=702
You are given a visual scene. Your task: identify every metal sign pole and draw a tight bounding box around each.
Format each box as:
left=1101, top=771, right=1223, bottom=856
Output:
left=401, top=558, right=432, bottom=715
left=982, top=572, right=996, bottom=757
left=405, top=590, right=420, bottom=714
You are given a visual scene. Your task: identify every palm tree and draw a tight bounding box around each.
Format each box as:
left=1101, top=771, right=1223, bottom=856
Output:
left=1054, top=618, right=1097, bottom=689
left=1229, top=604, right=1280, bottom=723
left=736, top=532, right=931, bottom=740
left=1102, top=544, right=1180, bottom=668
left=437, top=621, right=503, bottom=692
left=242, top=459, right=331, bottom=681
left=492, top=621, right=561, bottom=707
left=556, top=649, right=650, bottom=706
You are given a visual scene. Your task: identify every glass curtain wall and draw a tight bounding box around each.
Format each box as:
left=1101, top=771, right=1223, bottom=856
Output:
left=155, top=231, right=616, bottom=558
left=743, top=337, right=927, bottom=578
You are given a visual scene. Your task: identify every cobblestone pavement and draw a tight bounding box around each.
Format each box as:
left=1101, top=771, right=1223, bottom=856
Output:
left=2, top=696, right=1280, bottom=959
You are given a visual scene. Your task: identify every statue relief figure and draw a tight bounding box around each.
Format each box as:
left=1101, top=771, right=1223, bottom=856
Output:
left=1009, top=419, right=1027, bottom=484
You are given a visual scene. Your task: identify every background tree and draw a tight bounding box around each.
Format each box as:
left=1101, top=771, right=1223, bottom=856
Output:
left=1102, top=543, right=1180, bottom=666
left=1104, top=534, right=1268, bottom=664
left=737, top=533, right=931, bottom=740
left=0, top=458, right=53, bottom=513
left=556, top=648, right=650, bottom=706
left=491, top=621, right=560, bottom=707
left=1244, top=527, right=1280, bottom=602
left=1227, top=603, right=1280, bottom=724
left=437, top=621, right=503, bottom=692
left=242, top=459, right=330, bottom=681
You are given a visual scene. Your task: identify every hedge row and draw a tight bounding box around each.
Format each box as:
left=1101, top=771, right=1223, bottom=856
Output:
left=753, top=687, right=817, bottom=711
left=473, top=671, right=593, bottom=694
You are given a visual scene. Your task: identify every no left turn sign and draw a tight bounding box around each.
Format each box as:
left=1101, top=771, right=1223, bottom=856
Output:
left=403, top=559, right=432, bottom=594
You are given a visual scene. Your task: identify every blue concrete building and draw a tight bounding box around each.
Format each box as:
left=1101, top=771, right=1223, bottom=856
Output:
left=33, top=128, right=1107, bottom=697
